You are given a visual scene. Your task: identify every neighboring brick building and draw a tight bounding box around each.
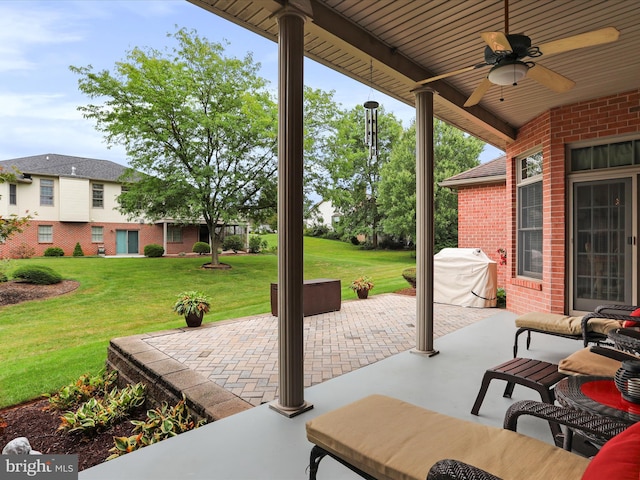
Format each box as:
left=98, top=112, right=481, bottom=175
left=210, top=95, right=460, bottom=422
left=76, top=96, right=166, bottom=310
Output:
left=445, top=88, right=640, bottom=316
left=0, top=154, right=214, bottom=257
left=440, top=156, right=507, bottom=290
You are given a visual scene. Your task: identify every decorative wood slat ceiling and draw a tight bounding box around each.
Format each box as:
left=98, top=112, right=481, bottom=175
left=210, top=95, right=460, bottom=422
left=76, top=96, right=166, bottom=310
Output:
left=189, top=0, right=640, bottom=150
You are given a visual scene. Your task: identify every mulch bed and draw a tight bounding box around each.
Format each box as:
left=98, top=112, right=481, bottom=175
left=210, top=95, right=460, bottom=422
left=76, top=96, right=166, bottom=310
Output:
left=0, top=399, right=147, bottom=470
left=0, top=279, right=79, bottom=306
left=396, top=286, right=416, bottom=296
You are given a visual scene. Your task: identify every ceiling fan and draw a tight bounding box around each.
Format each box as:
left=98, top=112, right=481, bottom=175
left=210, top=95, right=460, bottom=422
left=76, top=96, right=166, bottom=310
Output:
left=418, top=0, right=620, bottom=107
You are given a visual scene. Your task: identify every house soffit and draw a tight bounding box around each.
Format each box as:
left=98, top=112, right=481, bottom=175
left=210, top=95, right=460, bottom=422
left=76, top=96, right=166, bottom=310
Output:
left=189, top=0, right=640, bottom=152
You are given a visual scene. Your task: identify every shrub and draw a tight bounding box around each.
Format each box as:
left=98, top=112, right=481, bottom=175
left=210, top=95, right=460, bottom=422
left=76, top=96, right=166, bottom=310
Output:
left=306, top=224, right=329, bottom=237
left=143, top=244, right=164, bottom=257
left=222, top=235, right=244, bottom=253
left=47, top=370, right=118, bottom=411
left=248, top=235, right=268, bottom=254
left=44, top=247, right=64, bottom=257
left=0, top=259, right=11, bottom=282
left=497, top=288, right=506, bottom=308
left=350, top=236, right=360, bottom=246
left=13, top=265, right=62, bottom=285
left=73, top=242, right=84, bottom=257
left=107, top=396, right=205, bottom=460
left=379, top=236, right=406, bottom=250
left=58, top=383, right=146, bottom=435
left=192, top=242, right=211, bottom=255
left=11, top=243, right=35, bottom=259
left=402, top=267, right=416, bottom=288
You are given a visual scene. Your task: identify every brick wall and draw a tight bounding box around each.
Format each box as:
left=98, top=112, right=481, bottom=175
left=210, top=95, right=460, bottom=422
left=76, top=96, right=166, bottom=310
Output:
left=457, top=182, right=508, bottom=288
left=505, top=88, right=640, bottom=315
left=0, top=221, right=201, bottom=258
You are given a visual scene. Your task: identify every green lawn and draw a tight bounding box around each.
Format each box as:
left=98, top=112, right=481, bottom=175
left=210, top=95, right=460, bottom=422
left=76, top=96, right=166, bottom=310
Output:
left=0, top=236, right=415, bottom=408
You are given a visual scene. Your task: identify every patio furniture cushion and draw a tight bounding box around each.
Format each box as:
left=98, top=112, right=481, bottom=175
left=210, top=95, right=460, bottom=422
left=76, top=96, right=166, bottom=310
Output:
left=621, top=307, right=640, bottom=328
left=306, top=394, right=589, bottom=480
left=515, top=312, right=621, bottom=335
left=581, top=421, right=640, bottom=480
left=558, top=347, right=623, bottom=377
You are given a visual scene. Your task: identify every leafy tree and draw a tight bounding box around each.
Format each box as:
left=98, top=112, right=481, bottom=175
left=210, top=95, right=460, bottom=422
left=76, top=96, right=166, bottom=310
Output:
left=379, top=120, right=484, bottom=251
left=317, top=105, right=403, bottom=247
left=378, top=126, right=416, bottom=242
left=0, top=169, right=32, bottom=251
left=71, top=28, right=278, bottom=265
left=302, top=86, right=342, bottom=215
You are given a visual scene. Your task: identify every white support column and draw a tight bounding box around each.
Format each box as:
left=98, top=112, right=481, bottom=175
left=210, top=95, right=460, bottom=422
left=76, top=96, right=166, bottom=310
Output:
left=270, top=6, right=313, bottom=417
left=413, top=86, right=439, bottom=356
left=163, top=222, right=168, bottom=255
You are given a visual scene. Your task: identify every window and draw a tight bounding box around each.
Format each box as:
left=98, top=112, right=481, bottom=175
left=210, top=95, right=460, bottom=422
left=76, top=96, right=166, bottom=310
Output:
left=9, top=184, right=16, bottom=205
left=92, top=183, right=104, bottom=208
left=40, top=179, right=54, bottom=206
left=571, top=139, right=640, bottom=171
left=38, top=225, right=53, bottom=243
left=91, top=226, right=104, bottom=243
left=517, top=152, right=543, bottom=279
left=167, top=225, right=183, bottom=242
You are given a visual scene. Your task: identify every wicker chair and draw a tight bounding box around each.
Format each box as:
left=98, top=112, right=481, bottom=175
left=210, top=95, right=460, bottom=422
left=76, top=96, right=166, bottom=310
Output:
left=581, top=304, right=640, bottom=346
left=424, top=400, right=631, bottom=480
left=608, top=327, right=640, bottom=355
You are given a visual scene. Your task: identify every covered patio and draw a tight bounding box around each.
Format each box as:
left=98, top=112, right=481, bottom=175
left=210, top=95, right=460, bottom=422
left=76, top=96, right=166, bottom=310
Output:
left=81, top=305, right=591, bottom=479
left=82, top=1, right=640, bottom=477
left=180, top=0, right=640, bottom=417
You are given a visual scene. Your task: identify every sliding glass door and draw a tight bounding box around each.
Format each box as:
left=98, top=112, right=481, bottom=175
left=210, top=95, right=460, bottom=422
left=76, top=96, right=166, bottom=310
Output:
left=573, top=178, right=632, bottom=311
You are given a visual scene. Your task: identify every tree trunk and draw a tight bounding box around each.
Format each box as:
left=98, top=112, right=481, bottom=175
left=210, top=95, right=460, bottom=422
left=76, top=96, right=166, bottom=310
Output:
left=210, top=238, right=221, bottom=265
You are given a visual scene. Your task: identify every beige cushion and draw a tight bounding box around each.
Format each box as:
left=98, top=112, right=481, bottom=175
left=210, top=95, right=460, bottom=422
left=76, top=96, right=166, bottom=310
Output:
left=516, top=312, right=622, bottom=335
left=558, top=347, right=624, bottom=377
left=588, top=317, right=625, bottom=334
left=306, top=394, right=589, bottom=480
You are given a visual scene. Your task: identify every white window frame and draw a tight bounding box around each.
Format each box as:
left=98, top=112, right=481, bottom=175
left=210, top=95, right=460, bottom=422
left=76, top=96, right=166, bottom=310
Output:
left=9, top=184, right=16, bottom=205
left=38, top=225, right=53, bottom=243
left=92, top=183, right=104, bottom=208
left=40, top=179, right=54, bottom=206
left=516, top=151, right=543, bottom=280
left=91, top=226, right=104, bottom=243
left=167, top=225, right=183, bottom=243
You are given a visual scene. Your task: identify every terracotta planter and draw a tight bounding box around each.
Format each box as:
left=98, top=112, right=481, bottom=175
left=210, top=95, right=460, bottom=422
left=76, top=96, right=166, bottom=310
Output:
left=356, top=289, right=369, bottom=299
left=185, top=311, right=204, bottom=327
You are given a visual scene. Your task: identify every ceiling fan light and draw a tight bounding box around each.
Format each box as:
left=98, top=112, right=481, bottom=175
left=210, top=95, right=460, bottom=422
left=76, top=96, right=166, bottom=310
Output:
left=488, top=61, right=529, bottom=86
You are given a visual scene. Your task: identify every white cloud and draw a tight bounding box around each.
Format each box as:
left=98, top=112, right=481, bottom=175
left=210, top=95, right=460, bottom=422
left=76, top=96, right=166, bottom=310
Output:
left=0, top=4, right=85, bottom=73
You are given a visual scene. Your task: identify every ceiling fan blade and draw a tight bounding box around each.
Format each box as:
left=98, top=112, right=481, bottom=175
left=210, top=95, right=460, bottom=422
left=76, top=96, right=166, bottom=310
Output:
left=418, top=63, right=488, bottom=84
left=537, top=27, right=619, bottom=56
left=481, top=31, right=512, bottom=52
left=526, top=64, right=575, bottom=92
left=464, top=78, right=493, bottom=107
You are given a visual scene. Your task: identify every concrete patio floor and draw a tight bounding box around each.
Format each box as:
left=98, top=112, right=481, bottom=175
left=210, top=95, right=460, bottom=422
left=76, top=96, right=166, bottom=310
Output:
left=82, top=296, right=585, bottom=480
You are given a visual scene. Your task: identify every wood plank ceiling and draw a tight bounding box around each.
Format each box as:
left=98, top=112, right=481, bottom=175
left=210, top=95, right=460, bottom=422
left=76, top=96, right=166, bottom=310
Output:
left=189, top=0, right=640, bottom=151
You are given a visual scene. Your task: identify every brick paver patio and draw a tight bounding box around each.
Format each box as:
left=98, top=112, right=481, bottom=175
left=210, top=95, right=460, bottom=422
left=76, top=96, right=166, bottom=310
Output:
left=143, top=294, right=498, bottom=407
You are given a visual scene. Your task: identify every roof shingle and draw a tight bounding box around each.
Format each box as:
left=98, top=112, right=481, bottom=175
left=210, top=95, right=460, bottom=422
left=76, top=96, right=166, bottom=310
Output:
left=0, top=153, right=127, bottom=182
left=440, top=156, right=506, bottom=188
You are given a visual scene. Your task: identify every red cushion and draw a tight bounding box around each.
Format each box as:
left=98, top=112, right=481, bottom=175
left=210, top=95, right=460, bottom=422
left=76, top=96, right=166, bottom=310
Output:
left=582, top=422, right=640, bottom=479
left=622, top=307, right=640, bottom=328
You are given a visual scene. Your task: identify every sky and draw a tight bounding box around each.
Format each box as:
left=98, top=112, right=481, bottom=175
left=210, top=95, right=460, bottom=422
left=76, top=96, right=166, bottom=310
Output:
left=0, top=0, right=503, bottom=166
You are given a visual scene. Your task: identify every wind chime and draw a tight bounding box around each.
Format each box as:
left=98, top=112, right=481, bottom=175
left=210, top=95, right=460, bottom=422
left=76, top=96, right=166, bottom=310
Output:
left=363, top=60, right=379, bottom=160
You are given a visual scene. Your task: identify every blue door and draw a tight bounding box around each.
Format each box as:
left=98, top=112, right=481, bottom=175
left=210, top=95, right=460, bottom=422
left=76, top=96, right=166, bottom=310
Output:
left=116, top=230, right=139, bottom=254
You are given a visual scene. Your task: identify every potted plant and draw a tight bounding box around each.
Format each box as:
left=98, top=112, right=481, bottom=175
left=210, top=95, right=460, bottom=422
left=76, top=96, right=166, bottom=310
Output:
left=172, top=291, right=211, bottom=327
left=349, top=275, right=374, bottom=299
